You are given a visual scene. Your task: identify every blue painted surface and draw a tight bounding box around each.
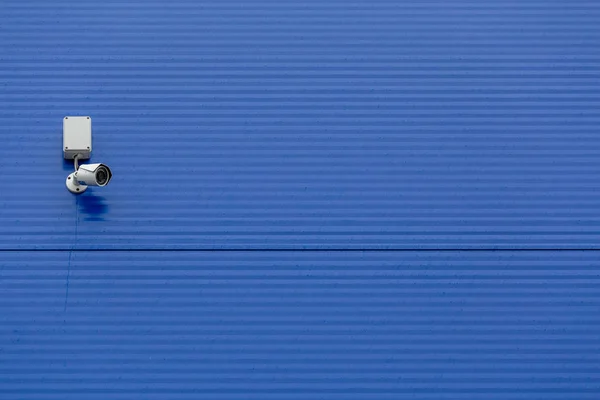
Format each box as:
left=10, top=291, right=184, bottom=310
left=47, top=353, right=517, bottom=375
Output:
left=2, top=251, right=600, bottom=399
left=1, top=0, right=600, bottom=399
left=2, top=0, right=600, bottom=249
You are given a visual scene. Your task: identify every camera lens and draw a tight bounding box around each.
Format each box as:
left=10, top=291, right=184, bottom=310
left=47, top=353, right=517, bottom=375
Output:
left=95, top=167, right=109, bottom=186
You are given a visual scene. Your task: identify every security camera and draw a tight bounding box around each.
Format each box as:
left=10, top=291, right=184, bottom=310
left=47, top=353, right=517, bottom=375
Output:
left=63, top=116, right=113, bottom=194
left=66, top=162, right=113, bottom=194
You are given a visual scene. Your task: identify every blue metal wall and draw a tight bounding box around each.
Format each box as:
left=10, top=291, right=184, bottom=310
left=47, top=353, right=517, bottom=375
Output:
left=1, top=0, right=600, bottom=398
left=2, top=251, right=600, bottom=399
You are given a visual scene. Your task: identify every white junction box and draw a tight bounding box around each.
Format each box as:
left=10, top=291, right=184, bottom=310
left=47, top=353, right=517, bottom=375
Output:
left=63, top=116, right=92, bottom=160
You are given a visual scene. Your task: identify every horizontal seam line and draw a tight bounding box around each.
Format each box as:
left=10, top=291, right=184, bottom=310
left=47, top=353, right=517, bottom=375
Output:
left=1, top=249, right=600, bottom=252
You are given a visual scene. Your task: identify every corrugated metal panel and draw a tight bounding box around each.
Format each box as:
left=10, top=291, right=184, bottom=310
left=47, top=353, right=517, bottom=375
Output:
left=2, top=1, right=600, bottom=398
left=2, top=1, right=600, bottom=249
left=1, top=251, right=599, bottom=399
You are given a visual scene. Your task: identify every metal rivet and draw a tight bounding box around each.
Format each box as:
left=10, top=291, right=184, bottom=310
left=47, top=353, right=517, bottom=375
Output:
left=76, top=188, right=79, bottom=192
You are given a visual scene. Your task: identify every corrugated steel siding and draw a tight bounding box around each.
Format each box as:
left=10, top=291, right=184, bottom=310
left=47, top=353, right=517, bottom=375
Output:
left=2, top=251, right=600, bottom=399
left=1, top=1, right=600, bottom=399
left=2, top=1, right=600, bottom=249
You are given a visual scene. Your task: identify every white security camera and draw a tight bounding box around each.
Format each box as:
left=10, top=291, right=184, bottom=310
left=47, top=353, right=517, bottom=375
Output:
left=63, top=116, right=113, bottom=194
left=66, top=163, right=113, bottom=194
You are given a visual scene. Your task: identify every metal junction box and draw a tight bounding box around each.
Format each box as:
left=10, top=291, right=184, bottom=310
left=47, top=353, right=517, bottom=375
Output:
left=63, top=116, right=92, bottom=160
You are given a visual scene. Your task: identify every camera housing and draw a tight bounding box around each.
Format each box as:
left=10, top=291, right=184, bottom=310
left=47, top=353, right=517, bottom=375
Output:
left=66, top=163, right=113, bottom=194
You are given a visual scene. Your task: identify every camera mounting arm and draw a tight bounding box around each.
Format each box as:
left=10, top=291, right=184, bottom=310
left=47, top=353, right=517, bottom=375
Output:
left=73, top=153, right=80, bottom=172
left=66, top=154, right=88, bottom=194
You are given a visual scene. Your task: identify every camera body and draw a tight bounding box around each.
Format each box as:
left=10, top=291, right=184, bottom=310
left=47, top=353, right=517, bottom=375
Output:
left=74, top=163, right=112, bottom=187
left=66, top=163, right=113, bottom=194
